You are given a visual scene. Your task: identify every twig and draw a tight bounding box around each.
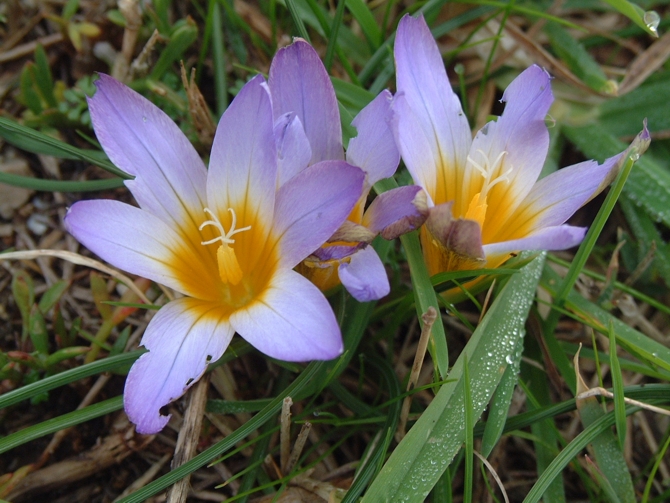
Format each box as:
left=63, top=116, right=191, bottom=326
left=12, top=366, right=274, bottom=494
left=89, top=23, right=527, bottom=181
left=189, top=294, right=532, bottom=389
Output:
left=166, top=374, right=210, bottom=503
left=396, top=307, right=438, bottom=441
left=286, top=422, right=312, bottom=474
left=473, top=450, right=510, bottom=503
left=0, top=33, right=63, bottom=64
left=576, top=387, right=670, bottom=416
left=280, top=397, right=293, bottom=475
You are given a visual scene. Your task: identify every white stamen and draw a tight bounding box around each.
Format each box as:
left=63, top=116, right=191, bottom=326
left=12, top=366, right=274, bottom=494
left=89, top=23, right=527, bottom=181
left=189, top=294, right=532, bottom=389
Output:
left=199, top=208, right=251, bottom=246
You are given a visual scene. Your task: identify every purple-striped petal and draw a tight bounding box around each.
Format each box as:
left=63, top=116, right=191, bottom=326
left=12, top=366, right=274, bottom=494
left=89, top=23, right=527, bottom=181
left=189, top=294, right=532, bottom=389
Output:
left=124, top=298, right=233, bottom=434
left=207, top=75, right=276, bottom=230
left=312, top=243, right=363, bottom=261
left=347, top=90, right=399, bottom=186
left=393, top=15, right=471, bottom=206
left=65, top=200, right=211, bottom=297
left=468, top=66, right=553, bottom=230
left=274, top=112, right=312, bottom=187
left=230, top=269, right=343, bottom=361
left=339, top=246, right=390, bottom=301
left=88, top=74, right=207, bottom=230
left=273, top=161, right=365, bottom=268
left=483, top=224, right=586, bottom=258
left=362, top=185, right=428, bottom=240
left=269, top=40, right=343, bottom=164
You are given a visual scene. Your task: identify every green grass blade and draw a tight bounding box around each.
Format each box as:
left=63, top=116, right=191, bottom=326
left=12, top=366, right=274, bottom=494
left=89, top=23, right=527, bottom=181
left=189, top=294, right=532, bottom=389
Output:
left=211, top=0, right=228, bottom=116
left=619, top=195, right=670, bottom=286
left=341, top=356, right=400, bottom=502
left=574, top=349, right=635, bottom=503
left=332, top=77, right=374, bottom=118
left=542, top=128, right=647, bottom=392
left=374, top=177, right=449, bottom=379
left=284, top=0, right=311, bottom=41
left=345, top=0, right=381, bottom=49
left=641, top=430, right=670, bottom=503
left=0, top=117, right=128, bottom=178
left=601, top=0, right=659, bottom=37
left=118, top=361, right=324, bottom=502
left=480, top=331, right=524, bottom=457
left=361, top=252, right=545, bottom=502
left=323, top=0, right=347, bottom=71
left=0, top=171, right=124, bottom=192
left=0, top=351, right=141, bottom=409
left=521, top=359, right=566, bottom=503
left=0, top=397, right=123, bottom=454
left=564, top=124, right=669, bottom=227
left=523, top=404, right=647, bottom=503
left=542, top=266, right=670, bottom=374
left=544, top=21, right=615, bottom=94
left=608, top=322, right=627, bottom=450
left=463, top=355, right=473, bottom=503
left=150, top=18, right=198, bottom=80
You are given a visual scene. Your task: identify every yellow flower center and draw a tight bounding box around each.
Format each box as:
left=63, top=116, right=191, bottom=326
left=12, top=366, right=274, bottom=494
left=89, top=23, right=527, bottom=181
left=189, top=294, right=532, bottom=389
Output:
left=199, top=207, right=251, bottom=286
left=463, top=149, right=512, bottom=227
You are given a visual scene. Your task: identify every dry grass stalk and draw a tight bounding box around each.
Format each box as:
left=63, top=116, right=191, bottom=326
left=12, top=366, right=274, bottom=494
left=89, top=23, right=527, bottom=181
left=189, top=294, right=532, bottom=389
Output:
left=166, top=373, right=211, bottom=503
left=396, top=307, right=438, bottom=441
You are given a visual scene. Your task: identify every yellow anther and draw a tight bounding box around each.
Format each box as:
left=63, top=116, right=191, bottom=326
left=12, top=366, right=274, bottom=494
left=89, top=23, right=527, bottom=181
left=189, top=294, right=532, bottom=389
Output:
left=199, top=207, right=251, bottom=285
left=464, top=192, right=488, bottom=226
left=217, top=245, right=244, bottom=285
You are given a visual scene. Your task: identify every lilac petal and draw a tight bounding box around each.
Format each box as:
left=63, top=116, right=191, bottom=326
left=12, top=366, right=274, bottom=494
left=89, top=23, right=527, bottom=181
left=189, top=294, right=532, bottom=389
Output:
left=507, top=153, right=625, bottom=235
left=65, top=200, right=214, bottom=298
left=274, top=112, right=312, bottom=187
left=346, top=90, right=399, bottom=186
left=363, top=185, right=428, bottom=240
left=207, top=75, right=276, bottom=229
left=124, top=298, right=233, bottom=434
left=339, top=246, right=390, bottom=301
left=230, top=269, right=343, bottom=361
left=505, top=123, right=650, bottom=237
left=467, top=65, right=553, bottom=228
left=483, top=224, right=586, bottom=258
left=393, top=15, right=471, bottom=206
left=88, top=74, right=207, bottom=230
left=274, top=160, right=365, bottom=268
left=269, top=40, right=343, bottom=164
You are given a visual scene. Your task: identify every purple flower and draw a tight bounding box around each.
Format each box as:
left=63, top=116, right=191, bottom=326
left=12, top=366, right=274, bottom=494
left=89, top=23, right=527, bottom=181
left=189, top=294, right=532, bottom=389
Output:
left=65, top=74, right=365, bottom=434
left=269, top=39, right=428, bottom=302
left=393, top=15, right=649, bottom=275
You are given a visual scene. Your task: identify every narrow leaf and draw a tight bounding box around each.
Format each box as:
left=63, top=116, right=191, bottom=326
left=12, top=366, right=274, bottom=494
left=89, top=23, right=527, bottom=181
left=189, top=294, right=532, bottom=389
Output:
left=361, top=252, right=544, bottom=502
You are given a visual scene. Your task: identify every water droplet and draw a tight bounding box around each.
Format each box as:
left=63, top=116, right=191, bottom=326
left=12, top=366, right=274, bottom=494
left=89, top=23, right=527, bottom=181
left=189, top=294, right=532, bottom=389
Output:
left=644, top=10, right=660, bottom=35
left=506, top=354, right=514, bottom=365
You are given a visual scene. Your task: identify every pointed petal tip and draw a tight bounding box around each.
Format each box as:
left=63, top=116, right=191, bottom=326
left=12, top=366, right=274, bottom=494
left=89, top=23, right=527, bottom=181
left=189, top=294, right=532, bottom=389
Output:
left=633, top=118, right=651, bottom=156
